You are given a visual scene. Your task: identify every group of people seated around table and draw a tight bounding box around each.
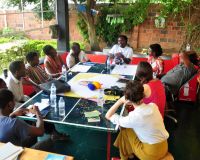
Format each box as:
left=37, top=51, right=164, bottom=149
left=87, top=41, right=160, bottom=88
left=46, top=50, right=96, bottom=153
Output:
left=0, top=34, right=200, bottom=159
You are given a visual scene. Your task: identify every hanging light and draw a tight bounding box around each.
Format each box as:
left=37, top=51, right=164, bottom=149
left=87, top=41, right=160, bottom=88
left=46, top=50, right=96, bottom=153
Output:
left=106, top=14, right=124, bottom=25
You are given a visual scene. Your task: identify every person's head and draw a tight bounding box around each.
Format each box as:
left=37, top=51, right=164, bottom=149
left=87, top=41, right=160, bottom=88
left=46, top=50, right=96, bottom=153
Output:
left=0, top=78, right=7, bottom=89
left=124, top=80, right=144, bottom=105
left=148, top=43, right=163, bottom=58
left=135, top=62, right=153, bottom=84
left=0, top=89, right=15, bottom=115
left=71, top=42, right=81, bottom=56
left=180, top=51, right=198, bottom=66
left=26, top=52, right=40, bottom=67
left=9, top=60, right=26, bottom=79
left=118, top=35, right=128, bottom=48
left=43, top=45, right=57, bottom=57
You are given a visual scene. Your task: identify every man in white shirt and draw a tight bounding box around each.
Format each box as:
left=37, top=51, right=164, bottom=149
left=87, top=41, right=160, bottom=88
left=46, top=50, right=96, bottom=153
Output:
left=109, top=35, right=133, bottom=64
left=6, top=61, right=30, bottom=106
left=105, top=80, right=169, bottom=160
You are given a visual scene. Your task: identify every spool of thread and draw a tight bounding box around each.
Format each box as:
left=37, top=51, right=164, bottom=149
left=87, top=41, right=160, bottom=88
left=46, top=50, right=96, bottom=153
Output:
left=88, top=83, right=96, bottom=90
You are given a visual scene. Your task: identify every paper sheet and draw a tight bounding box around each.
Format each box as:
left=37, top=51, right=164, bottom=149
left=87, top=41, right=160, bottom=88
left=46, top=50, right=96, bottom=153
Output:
left=0, top=142, right=23, bottom=160
left=70, top=64, right=91, bottom=73
left=26, top=101, right=49, bottom=117
left=66, top=73, right=125, bottom=99
left=111, top=65, right=137, bottom=76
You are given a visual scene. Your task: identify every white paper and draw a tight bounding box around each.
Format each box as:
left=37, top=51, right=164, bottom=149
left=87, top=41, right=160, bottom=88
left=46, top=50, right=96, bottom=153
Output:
left=70, top=64, right=91, bottom=73
left=111, top=65, right=137, bottom=76
left=68, top=73, right=125, bottom=98
left=0, top=142, right=23, bottom=160
left=26, top=102, right=49, bottom=117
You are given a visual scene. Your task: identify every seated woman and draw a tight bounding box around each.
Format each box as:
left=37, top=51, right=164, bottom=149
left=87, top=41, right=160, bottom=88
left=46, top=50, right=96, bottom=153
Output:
left=147, top=43, right=163, bottom=77
left=135, top=62, right=166, bottom=117
left=66, top=42, right=89, bottom=68
left=43, top=45, right=66, bottom=77
left=109, top=35, right=133, bottom=64
left=26, top=51, right=51, bottom=85
left=105, top=81, right=169, bottom=160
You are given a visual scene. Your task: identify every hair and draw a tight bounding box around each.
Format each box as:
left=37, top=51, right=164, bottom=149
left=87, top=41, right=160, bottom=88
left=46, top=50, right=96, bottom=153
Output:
left=72, top=42, right=80, bottom=49
left=124, top=80, right=144, bottom=104
left=9, top=60, right=24, bottom=74
left=0, top=89, right=14, bottom=110
left=149, top=43, right=163, bottom=57
left=26, top=52, right=38, bottom=62
left=184, top=50, right=199, bottom=66
left=0, top=78, right=4, bottom=84
left=118, top=35, right=128, bottom=43
left=43, top=45, right=55, bottom=55
left=135, top=62, right=153, bottom=83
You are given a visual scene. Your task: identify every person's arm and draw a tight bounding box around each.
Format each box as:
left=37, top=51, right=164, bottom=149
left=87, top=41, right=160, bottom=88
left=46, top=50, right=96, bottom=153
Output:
left=66, top=54, right=75, bottom=69
left=122, top=47, right=133, bottom=64
left=143, top=84, right=151, bottom=98
left=9, top=108, right=29, bottom=118
left=105, top=96, right=125, bottom=120
left=28, top=106, right=44, bottom=136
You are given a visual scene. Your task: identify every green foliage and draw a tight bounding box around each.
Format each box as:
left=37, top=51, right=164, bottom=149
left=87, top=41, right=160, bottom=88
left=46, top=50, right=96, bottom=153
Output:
left=0, top=38, right=12, bottom=44
left=6, top=0, right=55, bottom=20
left=96, top=2, right=149, bottom=46
left=0, top=27, right=28, bottom=40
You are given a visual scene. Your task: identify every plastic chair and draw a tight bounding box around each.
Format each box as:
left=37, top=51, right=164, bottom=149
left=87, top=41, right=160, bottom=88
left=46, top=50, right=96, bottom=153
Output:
left=86, top=54, right=107, bottom=63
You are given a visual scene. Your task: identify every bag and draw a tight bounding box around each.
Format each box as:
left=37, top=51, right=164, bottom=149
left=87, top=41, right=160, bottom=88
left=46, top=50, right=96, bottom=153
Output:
left=39, top=79, right=71, bottom=94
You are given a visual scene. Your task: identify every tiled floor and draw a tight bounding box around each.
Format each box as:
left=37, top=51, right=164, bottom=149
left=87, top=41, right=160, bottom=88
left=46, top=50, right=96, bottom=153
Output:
left=51, top=99, right=200, bottom=160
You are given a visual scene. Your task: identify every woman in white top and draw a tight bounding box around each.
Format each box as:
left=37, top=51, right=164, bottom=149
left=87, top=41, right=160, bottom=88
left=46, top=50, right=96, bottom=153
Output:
left=109, top=35, right=133, bottom=64
left=105, top=80, right=169, bottom=160
left=66, top=42, right=89, bottom=68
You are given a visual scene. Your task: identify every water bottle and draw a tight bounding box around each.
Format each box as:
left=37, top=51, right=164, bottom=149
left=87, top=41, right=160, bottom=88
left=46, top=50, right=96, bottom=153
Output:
left=97, top=89, right=104, bottom=108
left=183, top=83, right=189, bottom=96
left=50, top=83, right=57, bottom=108
left=106, top=56, right=111, bottom=74
left=62, top=65, right=67, bottom=82
left=58, top=97, right=65, bottom=116
left=186, top=44, right=191, bottom=51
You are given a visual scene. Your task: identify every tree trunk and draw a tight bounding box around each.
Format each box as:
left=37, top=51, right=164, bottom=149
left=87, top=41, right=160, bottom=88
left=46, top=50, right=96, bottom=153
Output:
left=86, top=15, right=101, bottom=51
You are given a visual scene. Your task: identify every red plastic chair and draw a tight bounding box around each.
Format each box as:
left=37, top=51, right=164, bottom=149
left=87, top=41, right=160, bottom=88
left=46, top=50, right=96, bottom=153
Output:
left=86, top=54, right=107, bottom=63
left=60, top=52, right=68, bottom=64
left=163, top=59, right=175, bottom=74
left=130, top=57, right=148, bottom=65
left=23, top=85, right=35, bottom=97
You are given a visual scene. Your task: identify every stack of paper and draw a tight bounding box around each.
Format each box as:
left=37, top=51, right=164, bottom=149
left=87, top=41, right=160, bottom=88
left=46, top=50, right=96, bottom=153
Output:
left=0, top=142, right=23, bottom=160
left=84, top=110, right=101, bottom=122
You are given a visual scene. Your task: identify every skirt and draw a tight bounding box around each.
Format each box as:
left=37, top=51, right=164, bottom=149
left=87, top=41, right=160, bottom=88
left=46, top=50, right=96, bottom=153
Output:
left=114, top=128, right=168, bottom=160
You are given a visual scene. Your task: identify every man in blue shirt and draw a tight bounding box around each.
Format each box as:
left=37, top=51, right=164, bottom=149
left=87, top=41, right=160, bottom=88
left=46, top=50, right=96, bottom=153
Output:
left=0, top=89, right=44, bottom=147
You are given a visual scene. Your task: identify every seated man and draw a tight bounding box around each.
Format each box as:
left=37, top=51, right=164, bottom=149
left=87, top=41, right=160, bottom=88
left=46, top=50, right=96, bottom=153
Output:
left=26, top=51, right=51, bottom=84
left=6, top=61, right=30, bottom=105
left=161, top=51, right=198, bottom=96
left=0, top=89, right=44, bottom=147
left=109, top=35, right=133, bottom=64
left=0, top=78, right=7, bottom=89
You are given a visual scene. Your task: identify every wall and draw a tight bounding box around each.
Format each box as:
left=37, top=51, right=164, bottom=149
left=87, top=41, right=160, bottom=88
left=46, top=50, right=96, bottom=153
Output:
left=0, top=5, right=185, bottom=52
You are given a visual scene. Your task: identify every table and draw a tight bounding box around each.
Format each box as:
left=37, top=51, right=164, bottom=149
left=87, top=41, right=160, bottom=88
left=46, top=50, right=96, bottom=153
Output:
left=18, top=62, right=137, bottom=159
left=0, top=142, right=74, bottom=160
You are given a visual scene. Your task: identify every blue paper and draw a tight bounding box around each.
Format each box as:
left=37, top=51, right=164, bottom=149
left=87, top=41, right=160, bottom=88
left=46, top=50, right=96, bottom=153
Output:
left=45, top=154, right=65, bottom=160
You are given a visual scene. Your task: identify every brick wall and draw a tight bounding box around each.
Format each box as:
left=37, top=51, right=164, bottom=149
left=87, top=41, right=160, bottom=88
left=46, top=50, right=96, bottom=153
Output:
left=0, top=5, right=185, bottom=52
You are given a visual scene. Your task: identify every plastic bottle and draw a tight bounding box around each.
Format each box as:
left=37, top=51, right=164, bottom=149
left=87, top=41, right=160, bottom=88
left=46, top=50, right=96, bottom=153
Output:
left=58, top=97, right=65, bottom=116
left=186, top=44, right=191, bottom=51
left=106, top=56, right=111, bottom=74
left=62, top=65, right=67, bottom=82
left=183, top=83, right=189, bottom=96
left=50, top=83, right=57, bottom=108
left=97, top=89, right=104, bottom=108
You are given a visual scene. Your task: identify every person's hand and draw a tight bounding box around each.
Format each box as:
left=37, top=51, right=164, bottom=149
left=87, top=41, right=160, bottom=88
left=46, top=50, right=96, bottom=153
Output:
left=29, top=105, right=41, bottom=116
left=10, top=108, right=29, bottom=118
left=116, top=52, right=123, bottom=58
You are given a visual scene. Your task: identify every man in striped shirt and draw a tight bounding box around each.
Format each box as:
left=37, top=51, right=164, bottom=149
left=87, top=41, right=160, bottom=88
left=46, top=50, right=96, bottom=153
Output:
left=26, top=52, right=51, bottom=85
